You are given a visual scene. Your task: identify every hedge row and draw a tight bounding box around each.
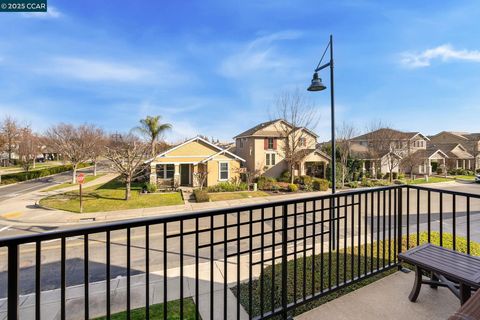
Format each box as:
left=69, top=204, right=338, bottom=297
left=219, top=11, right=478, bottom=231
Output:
left=0, top=163, right=92, bottom=185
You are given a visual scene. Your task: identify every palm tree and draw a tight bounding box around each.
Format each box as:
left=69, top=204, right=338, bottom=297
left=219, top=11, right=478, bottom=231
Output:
left=134, top=116, right=172, bottom=157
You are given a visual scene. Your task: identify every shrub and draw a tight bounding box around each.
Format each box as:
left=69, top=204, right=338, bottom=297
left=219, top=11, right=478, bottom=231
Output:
left=206, top=182, right=247, bottom=192
left=256, top=176, right=277, bottom=190
left=376, top=171, right=383, bottom=179
left=144, top=183, right=157, bottom=193
left=373, top=180, right=390, bottom=186
left=312, top=178, right=329, bottom=191
left=288, top=184, right=299, bottom=192
left=275, top=182, right=290, bottom=191
left=193, top=189, right=209, bottom=202
left=404, top=232, right=480, bottom=257
left=361, top=177, right=374, bottom=187
left=397, top=173, right=405, bottom=180
left=278, top=170, right=291, bottom=183
left=298, top=175, right=313, bottom=185
left=0, top=162, right=92, bottom=185
left=346, top=181, right=358, bottom=188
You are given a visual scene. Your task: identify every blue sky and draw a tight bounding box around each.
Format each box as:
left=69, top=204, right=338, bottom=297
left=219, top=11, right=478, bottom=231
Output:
left=1, top=0, right=479, bottom=142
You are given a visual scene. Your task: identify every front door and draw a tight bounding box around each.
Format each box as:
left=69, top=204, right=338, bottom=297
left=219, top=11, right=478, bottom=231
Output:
left=180, top=164, right=190, bottom=186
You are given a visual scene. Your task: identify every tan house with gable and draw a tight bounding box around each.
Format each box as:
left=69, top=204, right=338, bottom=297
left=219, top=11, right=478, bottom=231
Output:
left=429, top=131, right=480, bottom=171
left=147, top=136, right=245, bottom=188
left=233, top=119, right=330, bottom=179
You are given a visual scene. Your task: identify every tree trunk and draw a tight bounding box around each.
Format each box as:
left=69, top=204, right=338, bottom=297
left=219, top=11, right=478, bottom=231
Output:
left=33, top=158, right=36, bottom=169
left=125, top=179, right=131, bottom=200
left=72, top=164, right=78, bottom=184
left=151, top=140, right=156, bottom=158
left=93, top=161, right=97, bottom=176
left=290, top=164, right=295, bottom=184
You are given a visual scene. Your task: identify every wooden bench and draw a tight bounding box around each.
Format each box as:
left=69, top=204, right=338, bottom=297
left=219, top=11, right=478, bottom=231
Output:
left=398, top=243, right=480, bottom=305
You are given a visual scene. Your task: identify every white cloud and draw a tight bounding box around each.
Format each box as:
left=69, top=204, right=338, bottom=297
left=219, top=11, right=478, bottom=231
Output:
left=21, top=6, right=62, bottom=19
left=45, top=57, right=153, bottom=82
left=400, top=44, right=480, bottom=68
left=219, top=30, right=302, bottom=77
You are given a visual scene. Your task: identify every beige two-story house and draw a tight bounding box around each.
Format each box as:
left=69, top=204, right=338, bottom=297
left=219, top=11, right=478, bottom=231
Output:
left=350, top=128, right=447, bottom=176
left=233, top=119, right=330, bottom=179
left=429, top=131, right=480, bottom=171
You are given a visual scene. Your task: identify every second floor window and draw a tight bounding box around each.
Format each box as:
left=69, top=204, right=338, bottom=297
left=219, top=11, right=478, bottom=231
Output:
left=299, top=137, right=306, bottom=147
left=268, top=138, right=274, bottom=149
left=238, top=139, right=244, bottom=148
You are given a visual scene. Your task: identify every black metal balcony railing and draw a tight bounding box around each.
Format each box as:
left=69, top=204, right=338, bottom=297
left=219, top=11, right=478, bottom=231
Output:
left=0, top=185, right=479, bottom=320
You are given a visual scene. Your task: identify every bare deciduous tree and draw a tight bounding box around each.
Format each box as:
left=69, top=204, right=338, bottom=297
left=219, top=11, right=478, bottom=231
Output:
left=1, top=116, right=20, bottom=166
left=17, top=126, right=40, bottom=172
left=45, top=123, right=103, bottom=183
left=193, top=165, right=208, bottom=190
left=401, top=151, right=423, bottom=179
left=337, top=122, right=357, bottom=187
left=365, top=121, right=403, bottom=181
left=272, top=89, right=320, bottom=183
left=241, top=168, right=261, bottom=191
left=104, top=133, right=149, bottom=200
left=86, top=127, right=106, bottom=176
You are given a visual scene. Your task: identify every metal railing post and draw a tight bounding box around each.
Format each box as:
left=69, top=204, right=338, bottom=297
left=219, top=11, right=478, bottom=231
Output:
left=8, top=244, right=19, bottom=320
left=330, top=197, right=336, bottom=251
left=281, top=204, right=290, bottom=320
left=397, top=187, right=403, bottom=268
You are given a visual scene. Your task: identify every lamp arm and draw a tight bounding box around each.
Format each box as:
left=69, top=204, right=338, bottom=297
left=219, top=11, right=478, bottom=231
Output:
left=314, top=39, right=331, bottom=71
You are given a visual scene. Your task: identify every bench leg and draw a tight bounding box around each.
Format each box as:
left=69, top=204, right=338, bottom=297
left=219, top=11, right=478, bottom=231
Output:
left=409, top=266, right=422, bottom=302
left=430, top=273, right=439, bottom=289
left=459, top=283, right=471, bottom=305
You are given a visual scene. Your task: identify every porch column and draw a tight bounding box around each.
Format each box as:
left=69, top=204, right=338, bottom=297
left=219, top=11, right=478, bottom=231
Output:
left=192, top=164, right=198, bottom=187
left=174, top=164, right=180, bottom=187
left=428, top=159, right=432, bottom=175
left=362, top=161, right=366, bottom=173
left=468, top=160, right=471, bottom=170
left=323, top=162, right=327, bottom=178
left=149, top=163, right=157, bottom=184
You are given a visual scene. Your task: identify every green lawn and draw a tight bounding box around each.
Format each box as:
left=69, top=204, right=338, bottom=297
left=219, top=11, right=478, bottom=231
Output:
left=406, top=176, right=453, bottom=184
left=0, top=161, right=62, bottom=174
left=94, top=298, right=199, bottom=320
left=39, top=179, right=184, bottom=213
left=208, top=191, right=269, bottom=201
left=453, top=175, right=475, bottom=181
left=41, top=174, right=105, bottom=192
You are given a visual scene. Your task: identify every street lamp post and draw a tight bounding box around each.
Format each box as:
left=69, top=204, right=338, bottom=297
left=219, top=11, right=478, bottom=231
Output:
left=308, top=34, right=336, bottom=250
left=307, top=34, right=336, bottom=194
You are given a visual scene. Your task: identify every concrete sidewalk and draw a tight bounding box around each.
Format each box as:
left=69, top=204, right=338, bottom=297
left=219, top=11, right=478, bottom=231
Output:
left=0, top=260, right=251, bottom=320
left=296, top=271, right=459, bottom=320
left=0, top=185, right=330, bottom=226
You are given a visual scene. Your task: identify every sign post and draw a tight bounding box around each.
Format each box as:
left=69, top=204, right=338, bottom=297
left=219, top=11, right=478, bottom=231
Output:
left=77, top=173, right=85, bottom=213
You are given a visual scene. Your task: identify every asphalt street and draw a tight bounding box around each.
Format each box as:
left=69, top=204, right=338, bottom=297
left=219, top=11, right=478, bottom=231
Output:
left=0, top=182, right=478, bottom=298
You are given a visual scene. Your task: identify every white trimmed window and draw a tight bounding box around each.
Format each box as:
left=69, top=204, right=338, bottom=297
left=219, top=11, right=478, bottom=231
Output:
left=266, top=153, right=276, bottom=166
left=239, top=139, right=244, bottom=148
left=156, top=164, right=175, bottom=179
left=219, top=162, right=229, bottom=181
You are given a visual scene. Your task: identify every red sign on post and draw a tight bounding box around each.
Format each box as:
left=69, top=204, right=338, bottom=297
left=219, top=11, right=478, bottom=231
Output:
left=77, top=173, right=85, bottom=184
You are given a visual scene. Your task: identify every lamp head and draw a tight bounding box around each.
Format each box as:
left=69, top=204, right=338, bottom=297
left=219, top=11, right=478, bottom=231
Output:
left=307, top=72, right=326, bottom=91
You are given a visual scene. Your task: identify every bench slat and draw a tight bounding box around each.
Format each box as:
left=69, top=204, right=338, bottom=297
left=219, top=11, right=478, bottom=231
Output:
left=399, top=244, right=480, bottom=287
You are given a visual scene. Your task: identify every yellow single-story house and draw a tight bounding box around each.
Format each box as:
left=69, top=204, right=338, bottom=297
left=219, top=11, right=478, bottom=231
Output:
left=146, top=136, right=245, bottom=188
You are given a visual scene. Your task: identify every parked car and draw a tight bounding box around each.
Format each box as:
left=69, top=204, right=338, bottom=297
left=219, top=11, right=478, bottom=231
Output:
left=475, top=173, right=480, bottom=183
